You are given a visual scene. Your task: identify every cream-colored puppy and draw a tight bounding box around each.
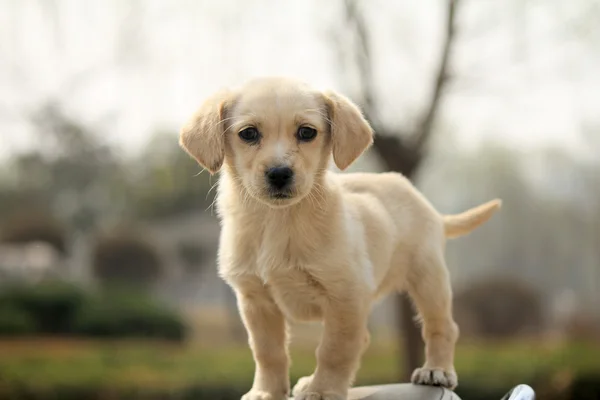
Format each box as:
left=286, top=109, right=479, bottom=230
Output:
left=180, top=77, right=501, bottom=400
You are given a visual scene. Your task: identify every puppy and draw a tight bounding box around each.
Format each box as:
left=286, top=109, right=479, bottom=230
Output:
left=180, top=77, right=501, bottom=400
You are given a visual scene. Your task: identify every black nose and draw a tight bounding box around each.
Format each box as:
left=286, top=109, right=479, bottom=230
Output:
left=265, top=166, right=294, bottom=190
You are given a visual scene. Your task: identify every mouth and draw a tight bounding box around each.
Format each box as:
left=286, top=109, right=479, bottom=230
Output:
left=269, top=190, right=293, bottom=200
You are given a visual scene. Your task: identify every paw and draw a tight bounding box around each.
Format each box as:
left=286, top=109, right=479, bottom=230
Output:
left=293, top=391, right=345, bottom=400
left=292, top=377, right=345, bottom=400
left=241, top=389, right=287, bottom=400
left=411, top=367, right=458, bottom=389
left=292, top=375, right=313, bottom=396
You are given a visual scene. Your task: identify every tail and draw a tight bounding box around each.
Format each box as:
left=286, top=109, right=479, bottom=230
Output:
left=443, top=199, right=502, bottom=239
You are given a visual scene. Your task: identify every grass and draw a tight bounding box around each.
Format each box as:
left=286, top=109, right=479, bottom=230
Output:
left=0, top=338, right=598, bottom=394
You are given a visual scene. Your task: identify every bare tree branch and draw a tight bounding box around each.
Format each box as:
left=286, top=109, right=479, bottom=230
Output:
left=342, top=0, right=376, bottom=117
left=340, top=0, right=460, bottom=174
left=413, top=0, right=460, bottom=150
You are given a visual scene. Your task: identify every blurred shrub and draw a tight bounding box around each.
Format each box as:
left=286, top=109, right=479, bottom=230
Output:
left=73, top=289, right=187, bottom=341
left=0, top=209, right=68, bottom=255
left=91, top=229, right=162, bottom=287
left=0, top=281, right=85, bottom=334
left=454, top=277, right=544, bottom=339
left=0, top=305, right=36, bottom=336
left=0, top=282, right=186, bottom=341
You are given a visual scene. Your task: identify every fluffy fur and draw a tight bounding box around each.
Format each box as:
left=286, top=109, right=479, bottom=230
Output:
left=180, top=77, right=501, bottom=400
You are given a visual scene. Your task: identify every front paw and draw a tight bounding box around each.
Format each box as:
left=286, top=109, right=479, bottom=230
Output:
left=294, top=391, right=345, bottom=400
left=292, top=375, right=313, bottom=396
left=411, top=367, right=458, bottom=389
left=292, top=377, right=345, bottom=400
left=242, top=389, right=287, bottom=400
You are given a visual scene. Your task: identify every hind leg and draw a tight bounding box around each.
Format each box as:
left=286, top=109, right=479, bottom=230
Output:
left=404, top=249, right=459, bottom=389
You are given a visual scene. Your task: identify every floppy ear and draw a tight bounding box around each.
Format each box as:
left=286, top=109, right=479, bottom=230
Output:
left=179, top=89, right=233, bottom=174
left=323, top=91, right=374, bottom=170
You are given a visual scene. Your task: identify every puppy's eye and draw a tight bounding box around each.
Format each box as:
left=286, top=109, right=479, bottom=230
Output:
left=297, top=126, right=317, bottom=142
left=239, top=127, right=260, bottom=143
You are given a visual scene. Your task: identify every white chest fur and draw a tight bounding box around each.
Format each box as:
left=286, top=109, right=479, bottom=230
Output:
left=218, top=209, right=334, bottom=321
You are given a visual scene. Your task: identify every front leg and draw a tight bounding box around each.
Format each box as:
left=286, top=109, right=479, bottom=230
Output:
left=233, top=279, right=290, bottom=400
left=295, top=296, right=369, bottom=400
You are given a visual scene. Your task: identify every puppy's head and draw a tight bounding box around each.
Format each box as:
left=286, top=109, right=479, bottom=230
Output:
left=180, top=77, right=373, bottom=208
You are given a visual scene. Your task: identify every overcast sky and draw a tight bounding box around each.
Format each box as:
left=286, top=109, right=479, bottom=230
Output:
left=1, top=0, right=599, bottom=161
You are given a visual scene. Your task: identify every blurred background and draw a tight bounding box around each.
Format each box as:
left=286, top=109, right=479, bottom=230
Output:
left=0, top=0, right=599, bottom=399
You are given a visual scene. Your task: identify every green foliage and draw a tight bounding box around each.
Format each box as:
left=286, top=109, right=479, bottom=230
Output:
left=0, top=282, right=85, bottom=334
left=0, top=339, right=597, bottom=399
left=0, top=282, right=187, bottom=341
left=0, top=305, right=36, bottom=336
left=73, top=290, right=187, bottom=341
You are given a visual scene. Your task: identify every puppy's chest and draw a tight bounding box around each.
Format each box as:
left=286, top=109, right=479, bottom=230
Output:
left=247, top=218, right=322, bottom=276
left=266, top=267, right=325, bottom=321
left=239, top=222, right=327, bottom=321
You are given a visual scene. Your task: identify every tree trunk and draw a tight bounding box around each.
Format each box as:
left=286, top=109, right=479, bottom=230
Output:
left=397, top=294, right=423, bottom=381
